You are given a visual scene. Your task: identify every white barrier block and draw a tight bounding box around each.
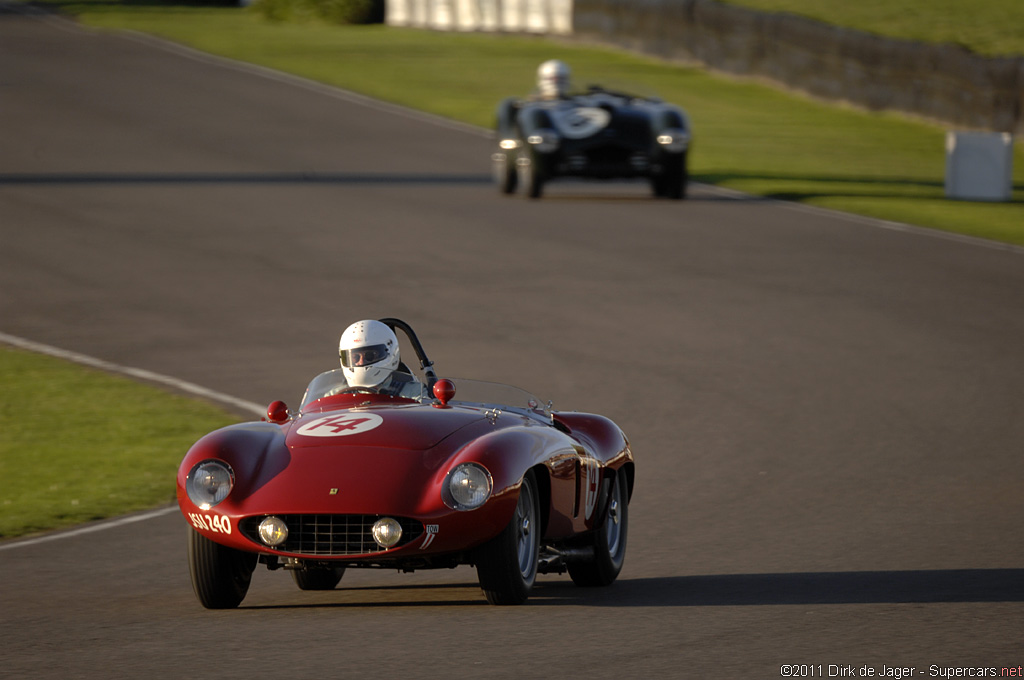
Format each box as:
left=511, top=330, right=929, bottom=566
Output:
left=386, top=0, right=409, bottom=25
left=478, top=0, right=500, bottom=30
left=411, top=0, right=428, bottom=26
left=524, top=0, right=549, bottom=32
left=549, top=0, right=573, bottom=33
left=945, top=131, right=1014, bottom=202
left=431, top=0, right=454, bottom=29
left=386, top=0, right=573, bottom=33
left=501, top=0, right=523, bottom=31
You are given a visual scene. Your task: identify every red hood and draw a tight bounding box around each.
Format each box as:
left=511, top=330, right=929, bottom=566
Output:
left=285, top=402, right=485, bottom=451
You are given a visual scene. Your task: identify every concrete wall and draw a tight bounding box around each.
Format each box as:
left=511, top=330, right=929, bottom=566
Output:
left=387, top=0, right=573, bottom=34
left=572, top=0, right=1024, bottom=134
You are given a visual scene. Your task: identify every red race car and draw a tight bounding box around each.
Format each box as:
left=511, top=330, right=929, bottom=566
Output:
left=177, top=319, right=634, bottom=607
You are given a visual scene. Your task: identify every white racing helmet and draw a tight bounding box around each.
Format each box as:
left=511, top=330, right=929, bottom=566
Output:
left=338, top=320, right=401, bottom=388
left=537, top=59, right=571, bottom=99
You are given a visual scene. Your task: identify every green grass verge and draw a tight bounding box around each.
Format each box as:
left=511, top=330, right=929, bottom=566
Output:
left=0, top=346, right=239, bottom=539
left=722, top=0, right=1024, bottom=57
left=33, top=1, right=1024, bottom=246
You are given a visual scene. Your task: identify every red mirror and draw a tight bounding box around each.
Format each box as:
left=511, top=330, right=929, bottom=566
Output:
left=432, top=379, right=456, bottom=407
left=266, top=400, right=290, bottom=424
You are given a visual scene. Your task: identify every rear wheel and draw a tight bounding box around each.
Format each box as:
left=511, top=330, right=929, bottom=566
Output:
left=651, top=152, right=688, bottom=200
left=568, top=471, right=629, bottom=587
left=517, top=149, right=545, bottom=199
left=475, top=470, right=541, bottom=605
left=663, top=152, right=688, bottom=200
left=187, top=529, right=257, bottom=609
left=292, top=565, right=345, bottom=591
left=650, top=173, right=666, bottom=198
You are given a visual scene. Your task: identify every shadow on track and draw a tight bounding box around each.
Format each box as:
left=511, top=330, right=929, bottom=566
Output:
left=0, top=172, right=493, bottom=185
left=242, top=582, right=490, bottom=610
left=0, top=172, right=753, bottom=201
left=532, top=569, right=1024, bottom=607
left=237, top=569, right=1024, bottom=609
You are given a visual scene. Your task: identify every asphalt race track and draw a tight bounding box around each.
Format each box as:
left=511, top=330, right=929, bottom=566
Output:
left=1, top=7, right=1022, bottom=678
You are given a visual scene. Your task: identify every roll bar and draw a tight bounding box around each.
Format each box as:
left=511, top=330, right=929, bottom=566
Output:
left=378, top=317, right=437, bottom=386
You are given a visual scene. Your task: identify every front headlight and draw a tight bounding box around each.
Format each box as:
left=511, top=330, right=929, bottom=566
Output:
left=258, top=516, right=288, bottom=547
left=371, top=517, right=403, bottom=548
left=527, top=128, right=560, bottom=153
left=656, top=128, right=690, bottom=153
left=444, top=463, right=493, bottom=511
left=186, top=460, right=234, bottom=509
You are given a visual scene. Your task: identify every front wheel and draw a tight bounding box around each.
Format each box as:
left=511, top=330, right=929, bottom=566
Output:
left=187, top=529, right=257, bottom=609
left=517, top=149, right=545, bottom=199
left=493, top=149, right=517, bottom=194
left=568, top=471, right=629, bottom=587
left=475, top=470, right=541, bottom=605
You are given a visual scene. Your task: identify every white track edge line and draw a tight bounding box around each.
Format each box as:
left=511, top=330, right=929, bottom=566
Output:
left=0, top=331, right=266, bottom=550
left=698, top=184, right=1024, bottom=255
left=0, top=506, right=178, bottom=552
left=117, top=27, right=489, bottom=138
left=0, top=332, right=265, bottom=416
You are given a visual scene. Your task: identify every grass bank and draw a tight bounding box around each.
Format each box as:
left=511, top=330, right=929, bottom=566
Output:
left=35, top=0, right=1024, bottom=246
left=723, top=0, right=1024, bottom=57
left=0, top=347, right=239, bottom=539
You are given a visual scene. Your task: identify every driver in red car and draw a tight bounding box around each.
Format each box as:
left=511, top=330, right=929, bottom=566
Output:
left=338, top=319, right=424, bottom=398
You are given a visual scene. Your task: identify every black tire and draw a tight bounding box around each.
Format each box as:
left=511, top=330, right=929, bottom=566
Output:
left=187, top=529, right=257, bottom=609
left=650, top=172, right=667, bottom=198
left=292, top=565, right=345, bottom=591
left=493, top=148, right=518, bottom=194
left=567, top=471, right=629, bottom=587
left=663, top=152, right=688, bottom=200
left=517, top=149, right=544, bottom=199
left=475, top=470, right=541, bottom=605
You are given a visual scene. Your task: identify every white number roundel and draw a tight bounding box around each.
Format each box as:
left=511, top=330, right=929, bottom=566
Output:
left=551, top=107, right=612, bottom=139
left=296, top=413, right=383, bottom=437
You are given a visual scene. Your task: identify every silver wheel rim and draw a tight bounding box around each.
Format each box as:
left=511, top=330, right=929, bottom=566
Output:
left=517, top=151, right=533, bottom=190
left=493, top=152, right=508, bottom=184
left=605, top=477, right=624, bottom=559
left=516, top=482, right=538, bottom=579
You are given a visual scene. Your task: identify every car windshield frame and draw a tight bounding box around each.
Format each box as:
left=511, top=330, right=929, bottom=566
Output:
left=299, top=369, right=551, bottom=419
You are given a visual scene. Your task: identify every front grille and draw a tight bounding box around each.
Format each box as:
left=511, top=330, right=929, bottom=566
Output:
left=586, top=146, right=634, bottom=165
left=240, top=515, right=424, bottom=556
left=557, top=145, right=651, bottom=178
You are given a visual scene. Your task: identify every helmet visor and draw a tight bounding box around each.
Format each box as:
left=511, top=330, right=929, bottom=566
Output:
left=340, top=344, right=391, bottom=368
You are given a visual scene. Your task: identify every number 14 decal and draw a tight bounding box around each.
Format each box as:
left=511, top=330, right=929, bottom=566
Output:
left=296, top=413, right=384, bottom=437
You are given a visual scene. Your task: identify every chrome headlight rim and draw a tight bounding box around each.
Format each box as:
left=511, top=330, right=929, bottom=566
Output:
left=371, top=517, right=404, bottom=549
left=185, top=459, right=235, bottom=510
left=443, top=462, right=494, bottom=511
left=656, top=127, right=690, bottom=153
left=258, top=516, right=289, bottom=547
left=527, top=128, right=560, bottom=153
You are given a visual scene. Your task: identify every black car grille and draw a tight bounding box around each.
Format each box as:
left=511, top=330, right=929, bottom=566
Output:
left=239, top=514, right=424, bottom=556
left=556, top=144, right=653, bottom=178
left=586, top=146, right=634, bottom=165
